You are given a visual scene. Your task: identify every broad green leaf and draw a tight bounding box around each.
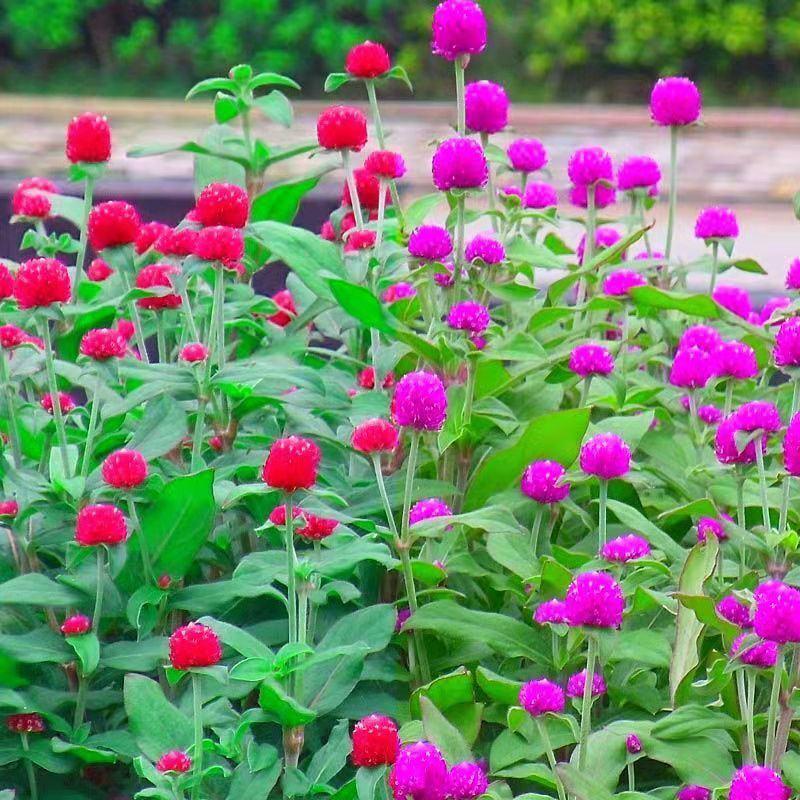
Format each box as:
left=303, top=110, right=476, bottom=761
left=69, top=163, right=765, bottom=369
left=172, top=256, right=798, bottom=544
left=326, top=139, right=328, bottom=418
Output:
left=250, top=172, right=328, bottom=225
left=629, top=286, right=721, bottom=319
left=0, top=574, right=85, bottom=607
left=420, top=695, right=472, bottom=764
left=328, top=280, right=397, bottom=334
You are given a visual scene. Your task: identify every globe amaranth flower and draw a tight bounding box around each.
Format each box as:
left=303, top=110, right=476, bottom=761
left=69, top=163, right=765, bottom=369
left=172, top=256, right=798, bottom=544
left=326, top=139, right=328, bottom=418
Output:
left=0, top=500, right=18, bottom=517
left=447, top=762, right=488, bottom=800
left=116, top=319, right=135, bottom=341
left=729, top=765, right=790, bottom=800
left=507, top=138, right=547, bottom=173
left=261, top=436, right=321, bottom=493
left=679, top=325, right=722, bottom=353
left=12, top=177, right=56, bottom=219
left=263, top=289, right=295, bottom=328
left=464, top=80, right=508, bottom=134
left=579, top=433, right=631, bottom=480
left=785, top=412, right=800, bottom=476
left=0, top=325, right=28, bottom=349
left=194, top=225, right=244, bottom=266
left=382, top=282, right=417, bottom=303
left=786, top=258, right=800, bottom=290
left=717, top=595, right=751, bottom=627
left=759, top=296, right=791, bottom=325
left=7, top=714, right=45, bottom=734
left=447, top=301, right=490, bottom=334
left=61, top=614, right=91, bottom=636
left=465, top=234, right=504, bottom=265
left=317, top=106, right=368, bottom=151
left=101, top=449, right=148, bottom=489
left=391, top=371, right=448, bottom=431
left=669, top=346, right=715, bottom=389
left=565, top=571, right=625, bottom=628
left=75, top=504, right=128, bottom=547
left=534, top=599, right=568, bottom=625
left=357, top=367, right=395, bottom=390
left=365, top=150, right=407, bottom=181
left=576, top=227, right=622, bottom=265
left=774, top=317, right=800, bottom=368
left=14, top=258, right=71, bottom=308
left=617, top=156, right=661, bottom=192
left=602, top=269, right=647, bottom=297
left=432, top=137, right=488, bottom=192
left=695, top=206, right=739, bottom=240
left=269, top=504, right=304, bottom=528
left=345, top=41, right=391, bottom=78
left=194, top=182, right=249, bottom=228
left=389, top=741, right=449, bottom=800
left=566, top=669, right=606, bottom=698
left=88, top=201, right=141, bottom=251
left=730, top=633, right=779, bottom=668
left=712, top=285, right=751, bottom=319
left=169, top=622, right=223, bottom=670
left=0, top=264, right=12, bottom=300
left=568, top=146, right=613, bottom=187
left=352, top=419, right=400, bottom=454
left=351, top=715, right=399, bottom=767
left=714, top=340, right=758, bottom=380
left=626, top=734, right=643, bottom=754
left=80, top=328, right=127, bottom=361
left=676, top=786, right=711, bottom=800
left=395, top=607, right=411, bottom=632
left=343, top=230, right=377, bottom=253
left=66, top=112, right=111, bottom=163
left=524, top=182, right=559, bottom=209
left=521, top=460, right=570, bottom=504
left=136, top=264, right=182, bottom=310
left=295, top=514, right=338, bottom=541
left=41, top=392, right=76, bottom=416
left=570, top=182, right=616, bottom=210
left=430, top=0, right=487, bottom=61
left=133, top=221, right=170, bottom=256
left=409, top=498, right=453, bottom=526
left=343, top=167, right=391, bottom=211
left=569, top=343, right=614, bottom=377
left=601, top=534, right=651, bottom=563
left=697, top=514, right=730, bottom=542
left=409, top=225, right=453, bottom=261
left=180, top=342, right=209, bottom=363
left=519, top=679, right=566, bottom=716
left=156, top=751, right=192, bottom=774
left=736, top=400, right=782, bottom=435
left=715, top=402, right=781, bottom=466
left=753, top=580, right=800, bottom=643
left=649, top=77, right=702, bottom=126
left=157, top=226, right=198, bottom=257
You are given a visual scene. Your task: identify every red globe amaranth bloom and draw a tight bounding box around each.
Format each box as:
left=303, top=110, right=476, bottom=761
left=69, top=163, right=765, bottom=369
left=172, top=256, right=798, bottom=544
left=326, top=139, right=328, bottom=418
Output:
left=342, top=168, right=391, bottom=211
left=295, top=514, right=338, bottom=541
left=364, top=150, right=407, bottom=180
left=317, top=106, right=368, bottom=151
left=41, top=392, right=76, bottom=415
left=80, top=328, right=127, bottom=361
left=12, top=177, right=56, bottom=219
left=351, top=714, right=399, bottom=767
left=135, top=221, right=171, bottom=255
left=75, top=504, right=128, bottom=547
left=346, top=41, right=391, bottom=78
left=156, top=750, right=192, bottom=774
left=14, top=258, right=71, bottom=308
left=209, top=435, right=224, bottom=452
left=269, top=504, right=304, bottom=527
left=157, top=227, right=199, bottom=257
left=61, top=614, right=91, bottom=636
left=352, top=418, right=400, bottom=454
left=194, top=225, right=245, bottom=265
left=66, top=113, right=111, bottom=163
left=157, top=574, right=172, bottom=590
left=0, top=500, right=19, bottom=517
left=88, top=201, right=141, bottom=251
left=169, top=622, right=222, bottom=670
left=261, top=436, right=321, bottom=493
left=136, top=264, right=182, bottom=310
left=345, top=230, right=377, bottom=252
left=267, top=290, right=296, bottom=327
left=180, top=342, right=209, bottom=363
left=0, top=325, right=27, bottom=349
left=0, top=264, right=13, bottom=300
left=87, top=258, right=113, bottom=282
left=116, top=319, right=135, bottom=341
left=6, top=713, right=45, bottom=734
left=101, top=449, right=148, bottom=489
left=358, top=367, right=395, bottom=390
left=194, top=183, right=249, bottom=228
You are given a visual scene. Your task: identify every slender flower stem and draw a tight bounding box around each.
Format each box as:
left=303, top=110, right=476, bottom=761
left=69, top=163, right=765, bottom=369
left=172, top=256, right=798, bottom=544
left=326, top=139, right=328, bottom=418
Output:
left=709, top=240, right=720, bottom=294
left=627, top=763, right=636, bottom=793
left=746, top=671, right=757, bottom=761
left=574, top=185, right=596, bottom=308
left=579, top=375, right=594, bottom=407
left=92, top=547, right=105, bottom=633
left=372, top=455, right=400, bottom=540
left=71, top=176, right=95, bottom=303
left=285, top=494, right=298, bottom=648
left=772, top=643, right=800, bottom=769
left=736, top=669, right=754, bottom=763
left=535, top=718, right=567, bottom=800
left=375, top=178, right=387, bottom=250
left=127, top=496, right=154, bottom=584
left=779, top=380, right=800, bottom=534
left=191, top=672, right=203, bottom=800
left=156, top=315, right=168, bottom=363
left=119, top=269, right=149, bottom=364
left=20, top=733, right=38, bottom=800
left=0, top=350, right=22, bottom=467
left=530, top=505, right=543, bottom=554
left=480, top=132, right=499, bottom=233
left=736, top=473, right=747, bottom=578
left=180, top=286, right=200, bottom=342
left=598, top=480, right=608, bottom=548
left=80, top=373, right=102, bottom=479
left=190, top=399, right=208, bottom=473
left=686, top=390, right=702, bottom=454
left=341, top=149, right=365, bottom=230
left=578, top=635, right=598, bottom=771
left=73, top=674, right=88, bottom=730
left=452, top=195, right=466, bottom=301
left=754, top=439, right=771, bottom=531
left=724, top=381, right=734, bottom=417
left=765, top=648, right=783, bottom=767
left=665, top=126, right=679, bottom=263
left=40, top=319, right=70, bottom=476
left=213, top=268, right=226, bottom=371
left=455, top=59, right=466, bottom=135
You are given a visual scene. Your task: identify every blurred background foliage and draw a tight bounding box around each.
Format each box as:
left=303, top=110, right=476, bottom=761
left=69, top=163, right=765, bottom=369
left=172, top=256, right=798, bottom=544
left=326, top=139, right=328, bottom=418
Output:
left=2, top=0, right=800, bottom=103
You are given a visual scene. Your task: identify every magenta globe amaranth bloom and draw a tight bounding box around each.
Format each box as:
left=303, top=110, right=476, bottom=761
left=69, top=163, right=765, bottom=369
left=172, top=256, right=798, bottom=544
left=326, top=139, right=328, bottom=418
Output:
left=579, top=433, right=631, bottom=480
left=716, top=596, right=751, bottom=627
left=447, top=301, right=490, bottom=334
left=669, top=346, right=715, bottom=389
left=714, top=340, right=758, bottom=380
left=736, top=400, right=781, bottom=435
left=569, top=343, right=614, bottom=377
left=617, top=156, right=661, bottom=192
left=464, top=80, right=508, bottom=134
left=753, top=580, right=800, bottom=644
left=729, top=765, right=790, bottom=800
left=786, top=258, right=800, bottom=290
left=713, top=285, right=751, bottom=319
left=507, top=138, right=547, bottom=173
left=567, top=146, right=613, bottom=187
left=447, top=763, right=488, bottom=800
left=650, top=77, right=702, bottom=126
left=695, top=206, right=739, bottom=240
left=391, top=371, right=448, bottom=431
left=576, top=227, right=622, bottom=265
left=465, top=234, right=504, bottom=265
left=784, top=412, right=800, bottom=476
left=774, top=317, right=800, bottom=368
left=602, top=269, right=647, bottom=297
left=431, top=0, right=487, bottom=61
left=626, top=734, right=643, bottom=754
left=565, top=571, right=625, bottom=629
left=534, top=599, right=568, bottom=625
left=566, top=669, right=606, bottom=698
left=676, top=787, right=711, bottom=800
left=432, top=137, right=488, bottom=192
left=409, top=225, right=453, bottom=261
left=524, top=182, right=559, bottom=209
left=759, top=296, right=790, bottom=325
left=519, top=679, right=565, bottom=716
left=521, top=460, right=569, bottom=504
left=697, top=515, right=729, bottom=542
left=679, top=324, right=722, bottom=353
left=730, top=633, right=778, bottom=668
left=601, top=534, right=651, bottom=563
left=389, top=741, right=449, bottom=800
left=570, top=182, right=616, bottom=210
left=409, top=498, right=453, bottom=526
left=698, top=405, right=723, bottom=425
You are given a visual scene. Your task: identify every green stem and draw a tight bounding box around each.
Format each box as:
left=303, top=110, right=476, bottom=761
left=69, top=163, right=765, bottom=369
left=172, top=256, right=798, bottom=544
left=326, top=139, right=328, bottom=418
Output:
left=80, top=373, right=102, bottom=479
left=747, top=670, right=757, bottom=762
left=285, top=494, right=298, bottom=648
left=575, top=185, right=596, bottom=308
left=455, top=59, right=466, bottom=135
left=709, top=240, right=720, bottom=294
left=736, top=669, right=754, bottom=764
left=127, top=496, right=154, bottom=584
left=530, top=505, right=543, bottom=554
left=598, top=480, right=608, bottom=549
left=627, top=763, right=635, bottom=793
left=724, top=381, right=734, bottom=417
left=180, top=286, right=200, bottom=342
left=73, top=674, right=88, bottom=730
left=71, top=176, right=95, bottom=303
left=190, top=399, right=208, bottom=473
left=579, top=375, right=593, bottom=407
left=341, top=149, right=365, bottom=230
left=156, top=315, right=168, bottom=363
left=372, top=455, right=400, bottom=540
left=452, top=195, right=466, bottom=301
left=765, top=648, right=783, bottom=767
left=21, top=733, right=38, bottom=800
left=779, top=381, right=800, bottom=535
left=92, top=547, right=105, bottom=633
left=665, top=126, right=679, bottom=263
left=463, top=357, right=476, bottom=428
left=39, top=320, right=70, bottom=477
left=119, top=268, right=149, bottom=364
left=480, top=132, right=499, bottom=233
left=754, top=438, right=771, bottom=531
left=191, top=673, right=203, bottom=800
left=213, top=268, right=226, bottom=371
left=0, top=350, right=22, bottom=467
left=375, top=178, right=387, bottom=250
left=578, top=635, right=598, bottom=771
left=535, top=718, right=567, bottom=800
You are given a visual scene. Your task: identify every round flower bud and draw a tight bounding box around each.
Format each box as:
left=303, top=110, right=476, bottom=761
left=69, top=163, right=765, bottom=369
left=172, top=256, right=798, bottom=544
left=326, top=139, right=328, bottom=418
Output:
left=579, top=433, right=631, bottom=480
left=565, top=571, right=625, bottom=629
left=101, top=449, right=148, bottom=489
left=507, top=138, right=547, bottom=173
left=88, top=201, right=141, bottom=251
left=317, top=106, right=368, bottom=151
left=13, top=258, right=71, bottom=308
left=650, top=77, right=702, bottom=127
left=568, top=146, right=613, bottom=187
left=352, top=419, right=400, bottom=454
left=430, top=0, right=487, bottom=61
left=447, top=762, right=488, bottom=800
left=712, top=285, right=751, bottom=319
left=669, top=346, right=715, bottom=389
left=156, top=750, right=192, bottom=774
left=729, top=766, right=790, bottom=800
left=136, top=264, right=182, bottom=310
left=409, top=498, right=453, bottom=526
left=431, top=136, right=488, bottom=192
left=534, top=599, right=568, bottom=625
left=6, top=713, right=45, bottom=734
left=617, top=156, right=661, bottom=191
left=169, top=622, right=223, bottom=670
left=79, top=328, right=127, bottom=361
left=521, top=460, right=569, bottom=504
left=364, top=150, right=407, bottom=181
left=391, top=371, right=448, bottom=431
left=61, top=614, right=91, bottom=636
left=524, top=181, right=559, bottom=209
left=346, top=41, right=391, bottom=78
left=351, top=714, right=399, bottom=767
left=194, top=225, right=244, bottom=265
left=519, top=679, right=565, bottom=717
left=66, top=113, right=111, bottom=163
left=569, top=343, right=614, bottom=377
left=566, top=669, right=606, bottom=698
left=194, top=183, right=249, bottom=228
left=87, top=258, right=113, bottom=282
left=464, top=80, right=508, bottom=134
left=75, top=504, right=128, bottom=547
left=695, top=206, right=738, bottom=240
left=180, top=342, right=209, bottom=363
left=409, top=225, right=453, bottom=261
left=261, top=436, right=321, bottom=493
left=465, top=234, right=504, bottom=265
left=601, top=534, right=651, bottom=563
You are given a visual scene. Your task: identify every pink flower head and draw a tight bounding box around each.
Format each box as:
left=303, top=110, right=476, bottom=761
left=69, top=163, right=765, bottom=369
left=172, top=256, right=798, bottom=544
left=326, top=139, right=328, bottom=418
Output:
left=507, top=138, right=548, bottom=173
left=14, top=258, right=71, bottom=308
left=432, top=137, right=488, bottom=192
left=576, top=227, right=622, bottom=265
left=382, top=282, right=417, bottom=303
left=180, top=342, right=209, bottom=363
left=521, top=460, right=570, bottom=504
left=565, top=571, right=625, bottom=628
left=465, top=80, right=508, bottom=134
left=601, top=534, right=651, bottom=563
left=519, top=679, right=566, bottom=717
left=465, top=235, right=505, bottom=265
left=156, top=226, right=198, bottom=257
left=409, top=498, right=453, bottom=526
left=566, top=669, right=606, bottom=698
left=391, top=371, right=448, bottom=431
left=579, top=433, right=631, bottom=480
left=697, top=515, right=730, bottom=542
left=570, top=182, right=616, bottom=210
left=0, top=500, right=18, bottom=517
left=364, top=150, right=407, bottom=181
left=101, top=449, right=148, bottom=489
left=194, top=225, right=244, bottom=266
left=447, top=301, right=490, bottom=334
left=169, top=622, right=223, bottom=670
left=697, top=405, right=721, bottom=426
left=759, top=296, right=791, bottom=326
left=135, top=221, right=171, bottom=255
left=714, top=340, right=758, bottom=380
left=626, top=734, right=643, bottom=754
left=316, top=106, right=368, bottom=151
left=603, top=269, right=647, bottom=297
left=676, top=787, right=711, bottom=800
left=669, top=346, right=715, bottom=389
left=524, top=182, right=559, bottom=209
left=136, top=263, right=182, bottom=310
left=79, top=328, right=127, bottom=361
left=729, top=766, right=790, bottom=800
left=617, top=156, right=661, bottom=191
left=786, top=258, right=800, bottom=290
left=649, top=77, right=702, bottom=126
left=352, top=419, right=400, bottom=454
left=447, top=762, right=488, bottom=800
left=430, top=0, right=487, bottom=61
left=194, top=183, right=249, bottom=228
left=784, top=412, right=800, bottom=476
left=389, top=741, right=449, bottom=800
left=730, top=633, right=779, bottom=668
left=753, top=581, right=800, bottom=643
left=156, top=750, right=192, bottom=774
left=66, top=112, right=111, bottom=163
left=408, top=226, right=453, bottom=261
left=75, top=504, right=128, bottom=547
left=345, top=41, right=391, bottom=79
left=568, top=146, right=613, bottom=187
left=345, top=229, right=377, bottom=252
left=713, top=285, right=751, bottom=319
left=695, top=206, right=739, bottom=240
left=88, top=201, right=141, bottom=251
left=716, top=596, right=751, bottom=627
left=12, top=177, right=56, bottom=219
left=534, top=599, right=568, bottom=625
left=679, top=325, right=722, bottom=353
left=569, top=343, right=614, bottom=377
left=61, top=614, right=91, bottom=636
left=395, top=608, right=411, bottom=632
left=714, top=416, right=754, bottom=465
left=774, top=317, right=800, bottom=368
left=736, top=400, right=782, bottom=435
left=41, top=392, right=76, bottom=415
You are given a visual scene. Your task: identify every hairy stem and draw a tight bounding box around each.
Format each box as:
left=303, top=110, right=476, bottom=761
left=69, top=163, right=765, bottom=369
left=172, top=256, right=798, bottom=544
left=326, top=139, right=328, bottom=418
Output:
left=578, top=635, right=598, bottom=771
left=40, top=320, right=70, bottom=477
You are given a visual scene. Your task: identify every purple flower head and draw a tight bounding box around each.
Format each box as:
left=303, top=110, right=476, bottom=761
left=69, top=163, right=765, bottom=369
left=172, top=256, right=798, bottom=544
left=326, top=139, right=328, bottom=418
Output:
left=521, top=460, right=570, bottom=504
left=409, top=498, right=453, bottom=526
left=730, top=633, right=779, bottom=668
left=519, top=679, right=566, bottom=717
left=736, top=400, right=781, bottom=434
left=565, top=571, right=625, bottom=629
left=569, top=343, right=615, bottom=378
left=697, top=515, right=730, bottom=542
left=617, top=156, right=661, bottom=191
left=570, top=182, right=616, bottom=210
left=465, top=234, right=505, bottom=265
left=714, top=340, right=758, bottom=380
left=447, top=301, right=490, bottom=334
left=729, top=765, right=791, bottom=800
left=432, top=137, right=488, bottom=192
left=524, top=182, right=559, bottom=209
left=470, top=334, right=486, bottom=350
left=576, top=227, right=623, bottom=265
left=759, top=296, right=791, bottom=325
left=753, top=581, right=800, bottom=644
left=566, top=669, right=606, bottom=698
left=601, top=534, right=651, bottom=563
left=389, top=741, right=449, bottom=800
left=465, top=80, right=508, bottom=134
left=603, top=269, right=647, bottom=297
left=626, top=734, right=643, bottom=754
left=395, top=607, right=411, bottom=632
left=716, top=596, right=751, bottom=627
left=676, top=786, right=711, bottom=800
left=431, top=0, right=487, bottom=61
left=649, top=77, right=702, bottom=126
left=409, top=225, right=453, bottom=261
left=774, top=317, right=800, bottom=368
left=695, top=206, right=739, bottom=240
left=784, top=412, right=800, bottom=476
left=714, top=415, right=756, bottom=465
left=568, top=146, right=613, bottom=187
left=447, top=762, right=488, bottom=800
left=786, top=258, right=800, bottom=290
left=433, top=262, right=467, bottom=288
left=713, top=285, right=752, bottom=319
left=500, top=185, right=522, bottom=200
left=580, top=433, right=631, bottom=480
left=698, top=405, right=723, bottom=425
left=507, top=138, right=548, bottom=173
left=679, top=325, right=722, bottom=353
left=391, top=371, right=448, bottom=431
left=534, top=599, right=568, bottom=625
left=669, top=346, right=715, bottom=389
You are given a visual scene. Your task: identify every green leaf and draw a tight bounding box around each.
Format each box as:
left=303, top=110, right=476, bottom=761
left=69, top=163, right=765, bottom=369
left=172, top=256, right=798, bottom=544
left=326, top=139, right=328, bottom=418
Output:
left=384, top=65, right=413, bottom=91
left=629, top=286, right=721, bottom=319
left=66, top=632, right=100, bottom=676
left=0, top=574, right=84, bottom=607
left=726, top=257, right=766, bottom=275
left=411, top=667, right=474, bottom=717
left=253, top=90, right=294, bottom=127
left=420, top=695, right=472, bottom=764
left=249, top=72, right=301, bottom=92
left=214, top=92, right=240, bottom=124
left=259, top=677, right=316, bottom=727
left=306, top=718, right=351, bottom=786
left=328, top=279, right=397, bottom=334
left=186, top=76, right=237, bottom=99
left=0, top=629, right=71, bottom=664
left=604, top=500, right=685, bottom=562
left=126, top=396, right=187, bottom=460
left=404, top=193, right=443, bottom=230
left=324, top=73, right=352, bottom=93
left=476, top=666, right=521, bottom=706
left=250, top=172, right=328, bottom=225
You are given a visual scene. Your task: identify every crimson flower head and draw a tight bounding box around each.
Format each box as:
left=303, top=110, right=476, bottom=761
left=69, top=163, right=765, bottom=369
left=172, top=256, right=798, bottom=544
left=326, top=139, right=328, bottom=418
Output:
left=364, top=150, right=407, bottom=181
left=135, top=221, right=171, bottom=255
left=136, top=263, right=182, bottom=310
left=87, top=258, right=113, bottom=282
left=41, top=392, right=76, bottom=416
left=7, top=713, right=45, bottom=734
left=342, top=167, right=391, bottom=211
left=351, top=714, right=399, bottom=767
left=346, top=41, right=391, bottom=78
left=180, top=342, right=209, bottom=363
left=61, top=614, right=91, bottom=636
left=317, top=106, right=368, bottom=151
left=194, top=225, right=245, bottom=266
left=169, top=622, right=222, bottom=670
left=267, top=289, right=296, bottom=327
left=88, top=201, right=141, bottom=251
left=14, top=258, right=71, bottom=308
left=345, top=230, right=377, bottom=252
left=358, top=367, right=395, bottom=390
left=295, top=513, right=338, bottom=541
left=156, top=750, right=192, bottom=774
left=0, top=500, right=19, bottom=517
left=352, top=418, right=400, bottom=454
left=75, top=504, right=128, bottom=547
left=80, top=328, right=127, bottom=361
left=261, top=436, right=321, bottom=493
left=0, top=264, right=12, bottom=299
left=66, top=112, right=111, bottom=163
left=13, top=177, right=56, bottom=219
left=194, top=182, right=249, bottom=228
left=157, top=227, right=199, bottom=257
left=101, top=449, right=148, bottom=489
